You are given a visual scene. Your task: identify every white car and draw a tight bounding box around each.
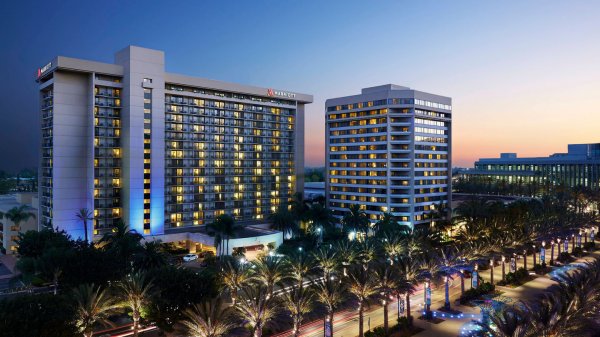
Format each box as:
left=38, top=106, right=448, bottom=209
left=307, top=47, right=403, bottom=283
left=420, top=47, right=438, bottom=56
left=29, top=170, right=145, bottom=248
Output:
left=183, top=253, right=198, bottom=262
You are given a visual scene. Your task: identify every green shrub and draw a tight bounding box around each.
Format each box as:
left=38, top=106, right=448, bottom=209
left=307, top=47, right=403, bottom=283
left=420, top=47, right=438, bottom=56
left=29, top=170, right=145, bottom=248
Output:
left=365, top=327, right=386, bottom=337
left=572, top=247, right=585, bottom=257
left=557, top=252, right=573, bottom=263
left=459, top=282, right=495, bottom=304
left=583, top=242, right=595, bottom=251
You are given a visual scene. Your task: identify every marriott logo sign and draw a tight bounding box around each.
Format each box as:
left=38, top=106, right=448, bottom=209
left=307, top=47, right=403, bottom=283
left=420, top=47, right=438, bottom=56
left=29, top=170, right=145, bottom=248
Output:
left=267, top=88, right=296, bottom=99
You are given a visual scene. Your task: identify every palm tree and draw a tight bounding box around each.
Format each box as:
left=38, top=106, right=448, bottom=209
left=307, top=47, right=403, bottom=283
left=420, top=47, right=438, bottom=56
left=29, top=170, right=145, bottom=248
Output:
left=270, top=205, right=297, bottom=239
left=476, top=305, right=531, bottom=337
left=374, top=212, right=404, bottom=236
left=72, top=284, right=120, bottom=337
left=208, top=214, right=238, bottom=256
left=373, top=262, right=398, bottom=334
left=236, top=285, right=277, bottom=337
left=5, top=205, right=36, bottom=232
left=314, top=279, right=346, bottom=337
left=290, top=192, right=309, bottom=226
left=133, top=241, right=167, bottom=270
left=437, top=245, right=466, bottom=310
left=342, top=204, right=370, bottom=237
left=76, top=208, right=94, bottom=243
left=250, top=255, right=289, bottom=297
left=334, top=240, right=357, bottom=277
left=179, top=297, right=236, bottom=337
left=287, top=251, right=316, bottom=288
left=381, top=233, right=404, bottom=265
left=346, top=265, right=378, bottom=337
left=398, top=255, right=421, bottom=325
left=118, top=272, right=155, bottom=337
left=282, top=285, right=315, bottom=337
left=220, top=259, right=249, bottom=305
left=306, top=203, right=336, bottom=238
left=100, top=220, right=143, bottom=271
left=313, top=246, right=339, bottom=280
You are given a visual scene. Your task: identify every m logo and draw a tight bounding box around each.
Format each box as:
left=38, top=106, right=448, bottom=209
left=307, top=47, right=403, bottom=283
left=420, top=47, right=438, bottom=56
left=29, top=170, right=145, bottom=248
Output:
left=267, top=88, right=275, bottom=97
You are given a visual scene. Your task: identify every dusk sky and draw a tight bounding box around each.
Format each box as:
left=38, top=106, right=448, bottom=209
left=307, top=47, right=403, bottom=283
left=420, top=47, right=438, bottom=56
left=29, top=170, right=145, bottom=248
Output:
left=1, top=0, right=599, bottom=172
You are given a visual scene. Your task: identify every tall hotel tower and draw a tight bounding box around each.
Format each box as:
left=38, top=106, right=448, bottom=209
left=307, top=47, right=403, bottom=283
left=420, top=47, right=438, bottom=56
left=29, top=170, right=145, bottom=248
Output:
left=325, top=85, right=451, bottom=228
left=37, top=46, right=312, bottom=242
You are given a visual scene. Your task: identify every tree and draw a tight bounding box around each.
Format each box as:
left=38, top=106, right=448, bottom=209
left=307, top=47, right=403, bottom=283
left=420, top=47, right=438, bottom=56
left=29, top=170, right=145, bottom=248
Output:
left=373, top=262, right=398, bottom=334
left=118, top=272, right=155, bottom=337
left=342, top=204, right=370, bottom=237
left=16, top=228, right=73, bottom=258
left=73, top=284, right=120, bottom=337
left=374, top=212, right=407, bottom=236
left=220, top=259, right=249, bottom=305
left=235, top=285, right=277, bottom=337
left=398, top=255, right=421, bottom=325
left=314, top=279, right=346, bottom=337
left=346, top=265, right=378, bottom=337
left=0, top=293, right=78, bottom=337
left=5, top=205, right=36, bottom=233
left=270, top=205, right=297, bottom=239
left=282, top=285, right=315, bottom=337
left=208, top=214, right=239, bottom=256
left=250, top=255, right=289, bottom=297
left=287, top=250, right=316, bottom=288
left=476, top=305, right=531, bottom=337
left=306, top=203, right=336, bottom=237
left=100, top=220, right=143, bottom=271
left=179, top=297, right=236, bottom=337
left=75, top=208, right=93, bottom=244
left=133, top=241, right=168, bottom=270
left=313, top=246, right=339, bottom=280
left=437, top=245, right=466, bottom=310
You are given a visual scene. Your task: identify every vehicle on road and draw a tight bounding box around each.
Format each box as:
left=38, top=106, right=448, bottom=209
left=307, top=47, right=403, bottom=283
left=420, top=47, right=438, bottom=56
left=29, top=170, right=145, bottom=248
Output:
left=182, top=253, right=198, bottom=262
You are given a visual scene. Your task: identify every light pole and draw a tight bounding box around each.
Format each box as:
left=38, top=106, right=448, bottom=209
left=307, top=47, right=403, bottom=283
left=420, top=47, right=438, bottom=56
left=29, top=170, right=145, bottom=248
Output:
left=532, top=244, right=537, bottom=266
left=459, top=269, right=465, bottom=294
left=490, top=259, right=494, bottom=285
left=584, top=228, right=589, bottom=244
left=557, top=238, right=562, bottom=256
left=541, top=241, right=546, bottom=267
left=523, top=250, right=527, bottom=271
left=572, top=234, right=576, bottom=253
left=501, top=256, right=506, bottom=281
left=550, top=240, right=555, bottom=265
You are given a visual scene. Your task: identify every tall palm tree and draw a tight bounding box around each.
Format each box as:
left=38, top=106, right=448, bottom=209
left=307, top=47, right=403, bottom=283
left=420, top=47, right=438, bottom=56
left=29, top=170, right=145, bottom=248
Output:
left=72, top=283, right=120, bottom=337
left=287, top=251, right=316, bottom=288
left=373, top=262, right=398, bottom=334
left=334, top=240, right=357, bottom=276
left=118, top=272, right=155, bottom=337
left=250, top=255, right=289, bottom=297
left=76, top=208, right=94, bottom=244
left=133, top=241, right=168, bottom=270
left=306, top=203, right=336, bottom=237
left=381, top=233, right=404, bottom=265
left=269, top=205, right=297, bottom=239
left=179, top=297, right=236, bottom=337
left=220, top=259, right=249, bottom=305
left=342, top=204, right=370, bottom=237
left=100, top=220, right=143, bottom=271
left=398, top=255, right=421, bottom=325
left=208, top=214, right=238, bottom=256
left=5, top=205, right=36, bottom=231
left=346, top=265, right=378, bottom=337
left=374, top=212, right=404, bottom=236
left=312, top=246, right=339, bottom=280
left=236, top=285, right=277, bottom=337
left=290, top=192, right=309, bottom=226
left=437, top=245, right=466, bottom=310
left=282, top=285, right=315, bottom=337
left=314, top=279, right=346, bottom=337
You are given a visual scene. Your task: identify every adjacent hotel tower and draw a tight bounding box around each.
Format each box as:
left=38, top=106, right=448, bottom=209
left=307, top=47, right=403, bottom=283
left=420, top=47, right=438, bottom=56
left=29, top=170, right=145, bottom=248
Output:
left=37, top=46, right=312, bottom=242
left=325, top=85, right=451, bottom=228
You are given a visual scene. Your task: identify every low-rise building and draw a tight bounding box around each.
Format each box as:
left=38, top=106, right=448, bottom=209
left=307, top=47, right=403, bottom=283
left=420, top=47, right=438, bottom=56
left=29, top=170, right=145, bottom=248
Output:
left=0, top=193, right=39, bottom=254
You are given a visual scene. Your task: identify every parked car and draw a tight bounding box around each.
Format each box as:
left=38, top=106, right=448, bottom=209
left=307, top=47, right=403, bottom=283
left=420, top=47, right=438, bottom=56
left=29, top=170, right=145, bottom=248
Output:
left=183, top=253, right=198, bottom=262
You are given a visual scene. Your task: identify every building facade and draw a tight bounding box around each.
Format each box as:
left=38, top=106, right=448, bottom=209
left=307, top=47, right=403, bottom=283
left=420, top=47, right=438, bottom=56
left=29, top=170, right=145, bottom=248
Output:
left=325, top=84, right=452, bottom=228
left=458, top=144, right=600, bottom=194
left=37, top=46, right=312, bottom=243
left=0, top=193, right=38, bottom=254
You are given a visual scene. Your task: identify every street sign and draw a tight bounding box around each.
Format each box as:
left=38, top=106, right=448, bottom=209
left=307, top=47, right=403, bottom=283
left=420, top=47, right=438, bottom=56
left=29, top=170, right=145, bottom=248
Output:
left=540, top=248, right=545, bottom=264
left=425, top=286, right=431, bottom=305
left=472, top=270, right=478, bottom=288
left=324, top=320, right=332, bottom=337
left=510, top=258, right=516, bottom=272
left=564, top=239, right=568, bottom=252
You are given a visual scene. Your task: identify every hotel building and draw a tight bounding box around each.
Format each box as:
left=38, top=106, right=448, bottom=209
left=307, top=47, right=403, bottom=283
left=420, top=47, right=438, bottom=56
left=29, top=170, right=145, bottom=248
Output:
left=325, top=85, right=452, bottom=228
left=36, top=46, right=312, bottom=250
left=458, top=143, right=600, bottom=194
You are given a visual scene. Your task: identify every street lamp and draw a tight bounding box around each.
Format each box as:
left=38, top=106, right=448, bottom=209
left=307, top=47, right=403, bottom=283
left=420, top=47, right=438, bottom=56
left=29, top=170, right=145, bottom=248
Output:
left=490, top=259, right=494, bottom=285
left=541, top=241, right=546, bottom=267
left=523, top=249, right=527, bottom=271
left=572, top=234, right=576, bottom=253
left=550, top=240, right=555, bottom=265
left=532, top=244, right=537, bottom=266
left=557, top=238, right=562, bottom=256
left=501, top=256, right=506, bottom=281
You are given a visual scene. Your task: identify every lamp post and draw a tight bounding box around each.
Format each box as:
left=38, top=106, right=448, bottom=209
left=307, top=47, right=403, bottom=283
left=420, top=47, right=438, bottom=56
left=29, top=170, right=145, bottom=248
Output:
left=572, top=234, right=576, bottom=253
left=490, top=259, right=494, bottom=285
left=501, top=256, right=506, bottom=281
left=523, top=250, right=527, bottom=271
left=584, top=228, right=588, bottom=244
left=557, top=238, right=562, bottom=256
left=550, top=240, right=555, bottom=265
left=459, top=269, right=465, bottom=294
left=532, top=245, right=537, bottom=266
left=541, top=241, right=546, bottom=267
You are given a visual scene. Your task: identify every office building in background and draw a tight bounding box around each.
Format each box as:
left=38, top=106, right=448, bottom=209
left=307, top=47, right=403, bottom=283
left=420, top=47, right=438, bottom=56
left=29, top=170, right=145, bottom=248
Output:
left=458, top=143, right=600, bottom=194
left=37, top=46, right=312, bottom=251
left=325, top=84, right=452, bottom=228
